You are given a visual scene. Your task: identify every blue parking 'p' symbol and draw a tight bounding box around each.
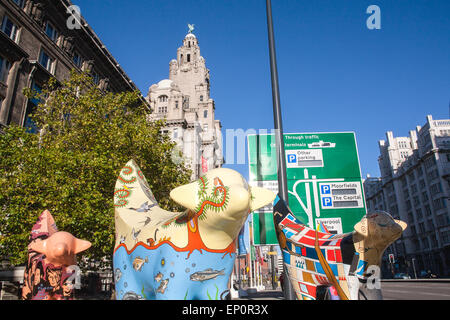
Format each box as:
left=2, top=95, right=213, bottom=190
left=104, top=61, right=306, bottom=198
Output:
left=321, top=185, right=331, bottom=194
left=287, top=154, right=296, bottom=163
left=322, top=197, right=332, bottom=207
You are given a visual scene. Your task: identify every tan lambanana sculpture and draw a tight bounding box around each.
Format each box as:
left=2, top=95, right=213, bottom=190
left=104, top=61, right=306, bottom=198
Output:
left=22, top=210, right=91, bottom=300
left=113, top=160, right=275, bottom=300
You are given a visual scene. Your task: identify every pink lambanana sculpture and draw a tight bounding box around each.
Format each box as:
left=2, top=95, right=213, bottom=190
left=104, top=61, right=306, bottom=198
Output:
left=22, top=210, right=91, bottom=300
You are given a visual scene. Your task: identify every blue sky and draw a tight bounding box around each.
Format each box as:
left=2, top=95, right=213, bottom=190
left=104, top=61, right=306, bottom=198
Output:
left=73, top=0, right=449, bottom=180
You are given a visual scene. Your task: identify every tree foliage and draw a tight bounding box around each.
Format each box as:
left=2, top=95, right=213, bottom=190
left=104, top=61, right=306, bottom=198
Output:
left=0, top=71, right=191, bottom=266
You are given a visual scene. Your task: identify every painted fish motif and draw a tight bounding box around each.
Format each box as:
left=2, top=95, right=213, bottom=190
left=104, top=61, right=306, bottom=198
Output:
left=190, top=268, right=225, bottom=282
left=132, top=256, right=149, bottom=271
left=154, top=272, right=163, bottom=282
left=157, top=279, right=169, bottom=294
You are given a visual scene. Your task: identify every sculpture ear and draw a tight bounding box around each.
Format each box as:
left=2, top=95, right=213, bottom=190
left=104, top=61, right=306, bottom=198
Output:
left=170, top=181, right=198, bottom=211
left=394, top=219, right=407, bottom=231
left=74, top=239, right=91, bottom=254
left=30, top=239, right=46, bottom=254
left=250, top=186, right=276, bottom=212
left=354, top=218, right=369, bottom=237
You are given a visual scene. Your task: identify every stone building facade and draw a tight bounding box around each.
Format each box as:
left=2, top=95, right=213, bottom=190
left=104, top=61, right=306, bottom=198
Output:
left=364, top=115, right=450, bottom=277
left=147, top=31, right=223, bottom=179
left=0, top=0, right=145, bottom=133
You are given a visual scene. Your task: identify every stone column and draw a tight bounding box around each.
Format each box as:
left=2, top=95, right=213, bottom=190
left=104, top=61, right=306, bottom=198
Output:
left=0, top=58, right=25, bottom=126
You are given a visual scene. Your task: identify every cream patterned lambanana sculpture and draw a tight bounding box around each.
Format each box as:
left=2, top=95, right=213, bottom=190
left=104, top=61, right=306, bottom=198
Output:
left=113, top=160, right=275, bottom=300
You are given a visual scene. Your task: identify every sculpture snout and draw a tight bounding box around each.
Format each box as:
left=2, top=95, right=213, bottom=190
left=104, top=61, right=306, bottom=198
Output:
left=54, top=243, right=70, bottom=257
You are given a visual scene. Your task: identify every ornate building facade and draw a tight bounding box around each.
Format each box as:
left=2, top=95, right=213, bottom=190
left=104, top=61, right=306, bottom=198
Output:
left=0, top=0, right=146, bottom=133
left=364, top=115, right=450, bottom=277
left=147, top=30, right=223, bottom=179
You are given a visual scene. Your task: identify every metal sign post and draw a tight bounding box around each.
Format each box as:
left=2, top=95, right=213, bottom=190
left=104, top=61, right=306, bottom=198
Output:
left=265, top=0, right=296, bottom=300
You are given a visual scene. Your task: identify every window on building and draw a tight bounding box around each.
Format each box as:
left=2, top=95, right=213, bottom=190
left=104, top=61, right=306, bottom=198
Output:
left=424, top=156, right=436, bottom=170
left=437, top=214, right=449, bottom=227
left=173, top=128, right=178, bottom=139
left=159, top=95, right=168, bottom=103
left=89, top=69, right=100, bottom=85
left=200, top=95, right=203, bottom=102
left=175, top=100, right=179, bottom=109
left=416, top=208, right=423, bottom=220
left=24, top=82, right=42, bottom=134
left=443, top=231, right=450, bottom=245
left=12, top=0, right=25, bottom=8
left=417, top=166, right=423, bottom=176
left=419, top=222, right=425, bottom=233
left=158, top=106, right=167, bottom=113
left=407, top=211, right=414, bottom=223
left=390, top=205, right=398, bottom=215
left=401, top=177, right=407, bottom=188
left=433, top=198, right=444, bottom=211
left=431, top=235, right=438, bottom=248
left=73, top=51, right=83, bottom=68
left=422, top=192, right=429, bottom=203
left=183, top=96, right=189, bottom=109
left=424, top=204, right=432, bottom=216
left=1, top=15, right=20, bottom=43
left=413, top=239, right=420, bottom=251
left=203, top=123, right=208, bottom=132
left=203, top=110, right=207, bottom=118
left=187, top=54, right=191, bottom=62
left=419, top=179, right=425, bottom=189
left=38, top=49, right=54, bottom=73
left=0, top=56, right=11, bottom=83
left=430, top=183, right=441, bottom=195
left=422, top=237, right=429, bottom=249
left=427, top=219, right=434, bottom=231
left=406, top=200, right=412, bottom=210
left=413, top=196, right=420, bottom=206
left=45, top=21, right=58, bottom=43
left=403, top=188, right=409, bottom=199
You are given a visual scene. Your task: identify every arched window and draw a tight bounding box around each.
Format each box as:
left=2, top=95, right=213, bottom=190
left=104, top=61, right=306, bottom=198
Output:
left=200, top=95, right=203, bottom=102
left=159, top=95, right=168, bottom=102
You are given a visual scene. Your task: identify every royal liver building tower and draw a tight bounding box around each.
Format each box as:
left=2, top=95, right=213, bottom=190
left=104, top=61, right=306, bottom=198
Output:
left=147, top=27, right=223, bottom=179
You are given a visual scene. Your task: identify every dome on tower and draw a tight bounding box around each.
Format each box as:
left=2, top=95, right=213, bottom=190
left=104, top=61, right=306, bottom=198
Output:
left=185, top=33, right=196, bottom=39
left=157, top=79, right=173, bottom=89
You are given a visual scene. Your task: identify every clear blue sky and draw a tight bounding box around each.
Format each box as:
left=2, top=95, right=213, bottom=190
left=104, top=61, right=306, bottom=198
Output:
left=73, top=0, right=449, bottom=180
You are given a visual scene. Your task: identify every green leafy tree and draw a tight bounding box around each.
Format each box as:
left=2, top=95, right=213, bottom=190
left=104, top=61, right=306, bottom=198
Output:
left=0, top=71, right=191, bottom=267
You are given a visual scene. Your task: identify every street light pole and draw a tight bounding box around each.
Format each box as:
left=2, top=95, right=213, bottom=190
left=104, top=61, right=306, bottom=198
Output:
left=265, top=0, right=296, bottom=300
left=412, top=258, right=418, bottom=279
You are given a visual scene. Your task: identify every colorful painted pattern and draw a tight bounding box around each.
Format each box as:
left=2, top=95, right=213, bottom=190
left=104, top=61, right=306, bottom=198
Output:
left=22, top=211, right=76, bottom=300
left=273, top=196, right=406, bottom=300
left=277, top=211, right=351, bottom=300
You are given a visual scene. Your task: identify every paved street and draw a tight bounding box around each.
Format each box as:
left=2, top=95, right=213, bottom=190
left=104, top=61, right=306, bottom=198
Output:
left=233, top=280, right=450, bottom=300
left=381, top=280, right=450, bottom=300
left=234, top=289, right=285, bottom=300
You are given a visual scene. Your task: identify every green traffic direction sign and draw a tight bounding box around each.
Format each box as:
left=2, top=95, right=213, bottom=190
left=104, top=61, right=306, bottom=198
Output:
left=248, top=132, right=367, bottom=245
